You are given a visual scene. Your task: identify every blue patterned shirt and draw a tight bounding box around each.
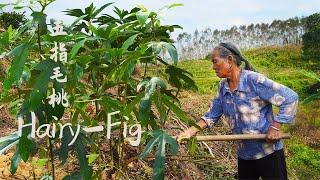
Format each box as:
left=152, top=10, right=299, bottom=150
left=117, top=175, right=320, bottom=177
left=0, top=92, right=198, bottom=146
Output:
left=201, top=70, right=298, bottom=160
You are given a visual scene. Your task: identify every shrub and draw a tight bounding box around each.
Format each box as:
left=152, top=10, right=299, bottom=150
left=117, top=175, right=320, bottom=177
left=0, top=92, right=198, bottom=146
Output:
left=302, top=12, right=320, bottom=60
left=0, top=11, right=26, bottom=30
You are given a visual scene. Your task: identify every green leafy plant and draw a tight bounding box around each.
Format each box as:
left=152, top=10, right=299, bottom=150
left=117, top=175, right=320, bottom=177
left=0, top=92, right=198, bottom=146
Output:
left=302, top=12, right=320, bottom=60
left=139, top=130, right=178, bottom=179
left=0, top=1, right=196, bottom=180
left=302, top=71, right=320, bottom=104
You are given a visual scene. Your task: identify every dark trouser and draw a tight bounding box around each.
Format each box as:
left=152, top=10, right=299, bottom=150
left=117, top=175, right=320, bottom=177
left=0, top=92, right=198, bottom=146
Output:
left=238, top=149, right=288, bottom=180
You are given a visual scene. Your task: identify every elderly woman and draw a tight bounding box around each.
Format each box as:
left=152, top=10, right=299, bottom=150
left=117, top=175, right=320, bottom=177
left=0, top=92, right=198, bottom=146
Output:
left=177, top=42, right=298, bottom=180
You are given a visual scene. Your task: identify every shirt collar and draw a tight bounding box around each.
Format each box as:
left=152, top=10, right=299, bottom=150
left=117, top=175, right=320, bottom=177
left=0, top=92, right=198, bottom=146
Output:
left=221, top=69, right=249, bottom=96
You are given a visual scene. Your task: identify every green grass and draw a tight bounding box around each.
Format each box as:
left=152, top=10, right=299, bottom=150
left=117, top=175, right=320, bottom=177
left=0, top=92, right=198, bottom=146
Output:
left=244, top=45, right=318, bottom=98
left=177, top=60, right=219, bottom=94
left=285, top=137, right=320, bottom=180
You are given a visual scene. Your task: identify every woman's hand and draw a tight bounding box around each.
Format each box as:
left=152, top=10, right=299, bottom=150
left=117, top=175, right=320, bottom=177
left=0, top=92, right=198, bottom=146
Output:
left=266, top=121, right=282, bottom=143
left=176, top=127, right=198, bottom=143
left=176, top=119, right=208, bottom=143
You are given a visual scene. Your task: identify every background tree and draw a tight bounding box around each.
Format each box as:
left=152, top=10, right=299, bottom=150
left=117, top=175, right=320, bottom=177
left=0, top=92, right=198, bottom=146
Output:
left=176, top=16, right=307, bottom=60
left=302, top=12, right=320, bottom=60
left=0, top=11, right=27, bottom=31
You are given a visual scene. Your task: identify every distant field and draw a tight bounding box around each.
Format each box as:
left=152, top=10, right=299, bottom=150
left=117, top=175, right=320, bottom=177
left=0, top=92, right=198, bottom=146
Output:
left=177, top=60, right=219, bottom=94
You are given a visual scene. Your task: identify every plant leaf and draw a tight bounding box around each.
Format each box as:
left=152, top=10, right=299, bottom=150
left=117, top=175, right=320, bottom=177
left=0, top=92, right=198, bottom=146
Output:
left=148, top=42, right=178, bottom=64
left=139, top=134, right=160, bottom=159
left=165, top=65, right=197, bottom=90
left=137, top=78, right=150, bottom=92
left=92, top=3, right=113, bottom=18
left=0, top=3, right=9, bottom=9
left=302, top=92, right=320, bottom=104
left=78, top=108, right=91, bottom=126
left=0, top=25, right=13, bottom=49
left=63, top=8, right=84, bottom=17
left=2, top=43, right=30, bottom=95
left=0, top=133, right=19, bottom=155
left=101, top=95, right=123, bottom=113
left=59, top=126, right=73, bottom=165
left=138, top=98, right=151, bottom=126
left=32, top=158, right=49, bottom=168
left=304, top=71, right=320, bottom=82
left=167, top=3, right=184, bottom=9
left=10, top=145, right=21, bottom=175
left=139, top=130, right=178, bottom=180
left=161, top=94, right=189, bottom=123
left=70, top=39, right=87, bottom=60
left=31, top=11, right=47, bottom=35
left=153, top=91, right=167, bottom=123
left=121, top=34, right=139, bottom=51
left=136, top=11, right=149, bottom=25
left=87, top=154, right=99, bottom=165
left=74, top=132, right=93, bottom=179
left=18, top=135, right=35, bottom=162
left=145, top=77, right=167, bottom=98
left=12, top=21, right=31, bottom=41
left=121, top=92, right=145, bottom=116
left=163, top=42, right=178, bottom=65
left=149, top=77, right=167, bottom=90
left=40, top=175, right=53, bottom=180
left=69, top=15, right=88, bottom=30
left=30, top=59, right=56, bottom=110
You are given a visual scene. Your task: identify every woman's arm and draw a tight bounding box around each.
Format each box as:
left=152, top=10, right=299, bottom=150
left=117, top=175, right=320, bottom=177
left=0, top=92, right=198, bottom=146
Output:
left=251, top=73, right=298, bottom=123
left=250, top=73, right=298, bottom=142
left=177, top=81, right=224, bottom=142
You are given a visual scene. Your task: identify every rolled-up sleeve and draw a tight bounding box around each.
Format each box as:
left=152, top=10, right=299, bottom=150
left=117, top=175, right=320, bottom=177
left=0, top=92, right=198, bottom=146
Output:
left=201, top=83, right=223, bottom=128
left=251, top=73, right=298, bottom=124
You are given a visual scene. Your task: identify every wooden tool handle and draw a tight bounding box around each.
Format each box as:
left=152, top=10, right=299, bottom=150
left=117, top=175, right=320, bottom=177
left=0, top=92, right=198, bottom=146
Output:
left=192, top=133, right=291, bottom=141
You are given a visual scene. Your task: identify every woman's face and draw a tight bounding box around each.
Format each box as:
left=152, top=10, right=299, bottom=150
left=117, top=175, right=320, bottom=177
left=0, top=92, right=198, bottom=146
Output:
left=211, top=49, right=231, bottom=78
